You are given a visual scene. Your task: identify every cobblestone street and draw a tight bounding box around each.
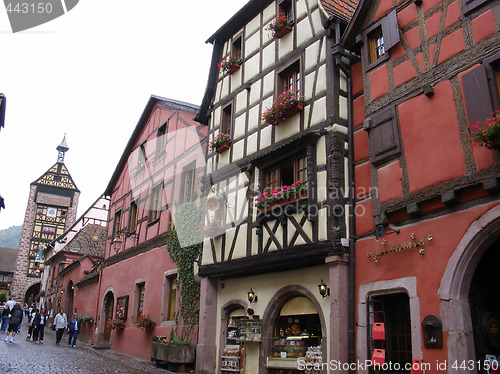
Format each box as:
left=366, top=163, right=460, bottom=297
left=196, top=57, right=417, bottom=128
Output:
left=0, top=329, right=169, bottom=373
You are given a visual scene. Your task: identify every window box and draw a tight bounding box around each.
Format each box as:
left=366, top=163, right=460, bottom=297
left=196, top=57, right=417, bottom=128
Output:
left=275, top=24, right=293, bottom=38
left=227, top=62, right=240, bottom=75
left=215, top=141, right=231, bottom=153
left=259, top=190, right=307, bottom=214
left=261, top=90, right=304, bottom=126
left=218, top=55, right=240, bottom=75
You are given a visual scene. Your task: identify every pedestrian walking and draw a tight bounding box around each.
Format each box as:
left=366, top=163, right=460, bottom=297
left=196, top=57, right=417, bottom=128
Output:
left=32, top=308, right=48, bottom=344
left=4, top=302, right=23, bottom=343
left=26, top=307, right=37, bottom=341
left=67, top=313, right=80, bottom=347
left=53, top=309, right=67, bottom=345
left=1, top=302, right=9, bottom=333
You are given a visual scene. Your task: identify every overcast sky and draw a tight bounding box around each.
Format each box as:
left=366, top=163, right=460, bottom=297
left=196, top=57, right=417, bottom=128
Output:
left=0, top=0, right=250, bottom=231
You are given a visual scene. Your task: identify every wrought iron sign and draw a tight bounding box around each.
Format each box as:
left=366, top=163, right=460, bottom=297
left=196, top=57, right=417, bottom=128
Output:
left=367, top=233, right=433, bottom=262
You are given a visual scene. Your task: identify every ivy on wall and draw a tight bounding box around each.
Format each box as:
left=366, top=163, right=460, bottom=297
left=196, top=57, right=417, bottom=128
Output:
left=166, top=197, right=203, bottom=340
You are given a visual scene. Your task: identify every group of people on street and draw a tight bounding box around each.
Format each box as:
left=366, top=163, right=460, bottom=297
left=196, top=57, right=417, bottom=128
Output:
left=1, top=298, right=80, bottom=347
left=53, top=309, right=81, bottom=347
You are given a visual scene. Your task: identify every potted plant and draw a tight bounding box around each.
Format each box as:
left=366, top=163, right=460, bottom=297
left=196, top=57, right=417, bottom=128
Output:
left=217, top=55, right=240, bottom=75
left=468, top=111, right=500, bottom=149
left=209, top=133, right=231, bottom=153
left=255, top=180, right=307, bottom=211
left=261, top=90, right=305, bottom=126
left=105, top=318, right=125, bottom=330
left=201, top=218, right=225, bottom=238
left=151, top=330, right=196, bottom=371
left=135, top=314, right=155, bottom=330
left=266, top=12, right=294, bottom=38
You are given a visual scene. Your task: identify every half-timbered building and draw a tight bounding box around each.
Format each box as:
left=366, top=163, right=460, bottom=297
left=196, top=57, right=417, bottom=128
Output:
left=10, top=136, right=80, bottom=304
left=194, top=1, right=357, bottom=373
left=341, top=0, right=500, bottom=371
left=97, top=95, right=206, bottom=361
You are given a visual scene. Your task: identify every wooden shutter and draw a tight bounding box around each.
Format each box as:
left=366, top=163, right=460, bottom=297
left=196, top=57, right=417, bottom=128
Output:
left=382, top=9, right=400, bottom=52
left=368, top=106, right=400, bottom=165
left=463, top=0, right=491, bottom=14
left=462, top=65, right=493, bottom=133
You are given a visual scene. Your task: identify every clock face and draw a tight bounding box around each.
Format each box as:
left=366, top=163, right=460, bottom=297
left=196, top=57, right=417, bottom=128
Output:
left=47, top=207, right=57, bottom=218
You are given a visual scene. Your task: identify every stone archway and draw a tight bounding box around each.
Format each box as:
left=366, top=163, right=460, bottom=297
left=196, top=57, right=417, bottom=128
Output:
left=24, top=283, right=40, bottom=307
left=260, top=285, right=327, bottom=373
left=439, top=205, right=500, bottom=372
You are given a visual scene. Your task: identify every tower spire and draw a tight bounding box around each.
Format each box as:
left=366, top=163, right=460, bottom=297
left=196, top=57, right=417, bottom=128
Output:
left=56, top=134, right=69, bottom=163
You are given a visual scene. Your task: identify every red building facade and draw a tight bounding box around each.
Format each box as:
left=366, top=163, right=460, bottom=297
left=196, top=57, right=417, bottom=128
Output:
left=97, top=96, right=206, bottom=360
left=342, top=0, right=500, bottom=370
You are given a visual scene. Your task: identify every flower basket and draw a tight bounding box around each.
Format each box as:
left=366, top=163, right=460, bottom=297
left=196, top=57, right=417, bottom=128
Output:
left=201, top=219, right=225, bottom=238
left=266, top=13, right=294, bottom=39
left=136, top=314, right=155, bottom=330
left=209, top=133, right=231, bottom=153
left=468, top=111, right=500, bottom=150
left=255, top=181, right=307, bottom=212
left=151, top=336, right=196, bottom=367
left=261, top=90, right=305, bottom=126
left=105, top=318, right=125, bottom=330
left=218, top=55, right=240, bottom=75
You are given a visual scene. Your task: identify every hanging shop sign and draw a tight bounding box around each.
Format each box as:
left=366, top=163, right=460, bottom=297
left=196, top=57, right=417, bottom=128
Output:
left=367, top=233, right=433, bottom=262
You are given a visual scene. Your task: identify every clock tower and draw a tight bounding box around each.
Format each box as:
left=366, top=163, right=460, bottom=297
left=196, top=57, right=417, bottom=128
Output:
left=10, top=135, right=80, bottom=304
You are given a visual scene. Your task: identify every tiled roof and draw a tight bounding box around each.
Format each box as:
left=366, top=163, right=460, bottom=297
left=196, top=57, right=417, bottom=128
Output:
left=0, top=247, right=17, bottom=273
left=320, top=0, right=358, bottom=23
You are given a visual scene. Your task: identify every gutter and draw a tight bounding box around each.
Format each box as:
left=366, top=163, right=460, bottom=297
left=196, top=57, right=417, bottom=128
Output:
left=332, top=44, right=359, bottom=373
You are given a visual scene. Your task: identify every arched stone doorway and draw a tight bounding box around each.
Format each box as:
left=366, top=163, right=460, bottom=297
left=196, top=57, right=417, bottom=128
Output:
left=439, top=205, right=500, bottom=371
left=24, top=283, right=40, bottom=307
left=66, top=281, right=74, bottom=316
left=261, top=285, right=327, bottom=373
left=103, top=291, right=114, bottom=343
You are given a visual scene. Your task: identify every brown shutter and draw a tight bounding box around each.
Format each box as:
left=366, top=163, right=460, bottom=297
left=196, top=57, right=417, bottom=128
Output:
left=369, top=106, right=400, bottom=165
left=382, top=9, right=400, bottom=51
left=462, top=64, right=493, bottom=133
left=463, top=0, right=491, bottom=14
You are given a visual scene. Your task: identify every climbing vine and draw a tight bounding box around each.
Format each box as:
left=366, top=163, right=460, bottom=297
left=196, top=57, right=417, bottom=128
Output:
left=166, top=197, right=203, bottom=340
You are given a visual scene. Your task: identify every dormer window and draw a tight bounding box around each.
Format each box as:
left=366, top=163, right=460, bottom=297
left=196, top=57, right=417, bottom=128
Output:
left=137, top=142, right=146, bottom=170
left=232, top=36, right=242, bottom=62
left=221, top=103, right=233, bottom=137
left=155, top=123, right=167, bottom=156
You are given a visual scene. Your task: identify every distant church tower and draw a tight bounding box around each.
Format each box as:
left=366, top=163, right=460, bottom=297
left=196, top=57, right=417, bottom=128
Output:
left=10, top=136, right=80, bottom=303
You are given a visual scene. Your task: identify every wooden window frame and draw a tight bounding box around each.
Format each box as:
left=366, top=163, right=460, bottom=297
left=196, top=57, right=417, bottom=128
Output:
left=137, top=142, right=146, bottom=170
left=149, top=183, right=163, bottom=223
left=181, top=162, right=196, bottom=204
left=368, top=293, right=412, bottom=373
left=135, top=282, right=145, bottom=319
left=162, top=273, right=178, bottom=322
left=155, top=122, right=168, bottom=155
left=129, top=200, right=138, bottom=234
left=221, top=102, right=233, bottom=137
left=113, top=210, right=122, bottom=238
left=232, top=35, right=243, bottom=62
left=278, top=60, right=301, bottom=95
left=263, top=152, right=307, bottom=193
left=279, top=0, right=295, bottom=25
left=363, top=9, right=400, bottom=71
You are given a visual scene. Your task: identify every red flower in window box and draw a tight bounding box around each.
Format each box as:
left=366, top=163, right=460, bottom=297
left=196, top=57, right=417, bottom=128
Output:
left=255, top=181, right=307, bottom=211
left=467, top=111, right=500, bottom=150
left=135, top=314, right=155, bottom=330
left=217, top=55, right=240, bottom=74
left=266, top=13, right=294, bottom=38
left=261, top=90, right=305, bottom=126
left=209, top=133, right=231, bottom=153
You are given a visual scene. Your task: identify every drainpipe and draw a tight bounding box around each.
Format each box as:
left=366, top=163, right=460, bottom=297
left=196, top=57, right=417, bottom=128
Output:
left=333, top=45, right=358, bottom=373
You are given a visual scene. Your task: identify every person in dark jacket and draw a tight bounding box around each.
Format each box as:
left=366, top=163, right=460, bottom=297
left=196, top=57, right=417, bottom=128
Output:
left=67, top=313, right=80, bottom=347
left=32, top=308, right=48, bottom=344
left=4, top=302, right=23, bottom=343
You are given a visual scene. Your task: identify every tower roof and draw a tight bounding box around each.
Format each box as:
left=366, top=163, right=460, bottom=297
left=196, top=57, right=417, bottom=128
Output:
left=57, top=134, right=69, bottom=163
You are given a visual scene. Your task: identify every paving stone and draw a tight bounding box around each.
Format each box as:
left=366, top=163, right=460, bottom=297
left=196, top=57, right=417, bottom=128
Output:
left=0, top=330, right=170, bottom=373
